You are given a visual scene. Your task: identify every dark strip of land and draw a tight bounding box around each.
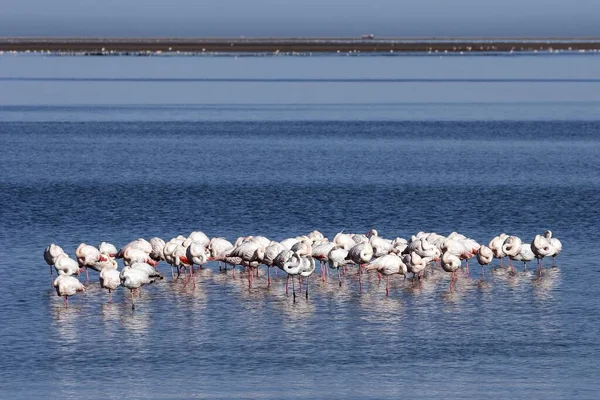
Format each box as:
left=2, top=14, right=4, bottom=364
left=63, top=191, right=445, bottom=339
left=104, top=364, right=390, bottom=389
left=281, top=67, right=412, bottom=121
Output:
left=1, top=37, right=600, bottom=54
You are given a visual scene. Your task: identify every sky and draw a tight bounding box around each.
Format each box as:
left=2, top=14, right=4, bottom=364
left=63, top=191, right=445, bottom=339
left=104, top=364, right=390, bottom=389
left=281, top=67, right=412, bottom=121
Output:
left=1, top=0, right=599, bottom=38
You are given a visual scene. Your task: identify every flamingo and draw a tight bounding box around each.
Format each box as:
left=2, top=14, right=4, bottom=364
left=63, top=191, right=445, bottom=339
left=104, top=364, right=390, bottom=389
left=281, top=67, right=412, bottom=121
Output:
left=476, top=245, right=494, bottom=277
left=208, top=237, right=234, bottom=270
left=291, top=238, right=312, bottom=257
left=510, top=243, right=535, bottom=270
left=307, top=230, right=324, bottom=243
left=282, top=253, right=303, bottom=302
left=546, top=230, right=562, bottom=265
left=122, top=247, right=157, bottom=267
left=280, top=237, right=300, bottom=250
left=364, top=253, right=407, bottom=296
left=347, top=242, right=373, bottom=291
left=53, top=275, right=85, bottom=307
left=299, top=256, right=316, bottom=299
left=53, top=253, right=81, bottom=277
left=367, top=229, right=393, bottom=256
left=402, top=251, right=432, bottom=284
left=130, top=262, right=163, bottom=280
left=117, top=238, right=153, bottom=258
left=263, top=241, right=286, bottom=285
left=76, top=243, right=102, bottom=283
left=501, top=236, right=523, bottom=273
left=94, top=254, right=118, bottom=271
left=99, top=264, right=120, bottom=301
left=333, top=231, right=356, bottom=250
left=328, top=247, right=350, bottom=286
left=407, top=237, right=440, bottom=259
left=187, top=231, right=210, bottom=247
left=43, top=244, right=64, bottom=285
left=312, top=241, right=337, bottom=280
left=531, top=232, right=553, bottom=274
left=98, top=242, right=118, bottom=257
left=186, top=241, right=210, bottom=269
left=440, top=252, right=462, bottom=291
left=273, top=249, right=294, bottom=293
left=489, top=233, right=509, bottom=266
left=149, top=237, right=166, bottom=263
left=226, top=241, right=265, bottom=287
left=120, top=265, right=156, bottom=310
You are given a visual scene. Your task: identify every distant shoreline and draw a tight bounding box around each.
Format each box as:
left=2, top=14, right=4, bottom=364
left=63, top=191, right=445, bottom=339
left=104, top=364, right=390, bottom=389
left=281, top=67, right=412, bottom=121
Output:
left=2, top=37, right=600, bottom=55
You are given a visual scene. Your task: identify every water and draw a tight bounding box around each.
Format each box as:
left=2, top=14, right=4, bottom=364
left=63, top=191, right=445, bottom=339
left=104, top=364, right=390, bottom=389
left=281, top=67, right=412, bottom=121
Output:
left=1, top=54, right=600, bottom=399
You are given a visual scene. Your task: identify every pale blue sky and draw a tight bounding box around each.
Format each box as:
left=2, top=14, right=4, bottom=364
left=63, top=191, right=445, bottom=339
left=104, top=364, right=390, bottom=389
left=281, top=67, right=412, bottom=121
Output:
left=1, top=0, right=599, bottom=37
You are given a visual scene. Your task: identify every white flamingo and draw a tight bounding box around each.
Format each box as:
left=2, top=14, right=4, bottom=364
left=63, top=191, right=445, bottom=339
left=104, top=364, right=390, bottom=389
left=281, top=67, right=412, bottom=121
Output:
left=120, top=266, right=156, bottom=310
left=263, top=241, right=286, bottom=285
left=364, top=253, right=407, bottom=296
left=502, top=235, right=522, bottom=272
left=44, top=244, right=64, bottom=285
left=98, top=242, right=118, bottom=257
left=53, top=275, right=85, bottom=307
left=99, top=264, right=120, bottom=301
left=209, top=237, right=234, bottom=270
left=440, top=252, right=462, bottom=291
left=476, top=245, right=494, bottom=277
left=54, top=253, right=81, bottom=277
left=489, top=233, right=509, bottom=265
left=299, top=256, right=316, bottom=299
left=328, top=247, right=350, bottom=286
left=312, top=241, right=337, bottom=280
left=510, top=243, right=535, bottom=270
left=149, top=237, right=166, bottom=263
left=76, top=243, right=102, bottom=283
left=282, top=253, right=303, bottom=301
left=531, top=232, right=553, bottom=274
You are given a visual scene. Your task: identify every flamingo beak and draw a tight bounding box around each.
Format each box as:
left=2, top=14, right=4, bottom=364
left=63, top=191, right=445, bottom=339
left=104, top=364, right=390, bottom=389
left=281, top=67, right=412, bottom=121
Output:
left=98, top=255, right=107, bottom=262
left=179, top=256, right=189, bottom=265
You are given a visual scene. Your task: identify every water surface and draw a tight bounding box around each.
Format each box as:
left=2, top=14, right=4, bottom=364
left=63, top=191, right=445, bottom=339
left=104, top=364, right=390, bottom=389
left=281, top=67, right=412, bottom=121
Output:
left=0, top=54, right=599, bottom=399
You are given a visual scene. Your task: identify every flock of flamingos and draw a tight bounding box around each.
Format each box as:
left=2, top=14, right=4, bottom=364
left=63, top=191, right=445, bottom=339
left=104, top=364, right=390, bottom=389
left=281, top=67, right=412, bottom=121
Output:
left=44, top=229, right=562, bottom=309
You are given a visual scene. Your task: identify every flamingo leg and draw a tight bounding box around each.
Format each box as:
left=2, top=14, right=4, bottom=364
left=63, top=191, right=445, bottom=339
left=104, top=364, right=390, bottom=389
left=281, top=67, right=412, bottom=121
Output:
left=465, top=260, right=469, bottom=277
left=267, top=267, right=271, bottom=287
left=170, top=265, right=175, bottom=280
left=378, top=272, right=382, bottom=282
left=109, top=289, right=112, bottom=302
left=50, top=266, right=53, bottom=287
left=64, top=296, right=68, bottom=308
left=338, top=268, right=342, bottom=287
left=386, top=276, right=389, bottom=297
left=481, top=266, right=485, bottom=279
left=131, top=290, right=136, bottom=310
left=292, top=276, right=296, bottom=303
left=359, top=270, right=362, bottom=293
left=305, top=276, right=309, bottom=300
left=299, top=276, right=302, bottom=293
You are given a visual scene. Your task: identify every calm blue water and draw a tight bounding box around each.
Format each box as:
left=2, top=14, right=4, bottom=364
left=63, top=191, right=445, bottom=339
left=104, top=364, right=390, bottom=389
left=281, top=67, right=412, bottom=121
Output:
left=1, top=54, right=600, bottom=399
